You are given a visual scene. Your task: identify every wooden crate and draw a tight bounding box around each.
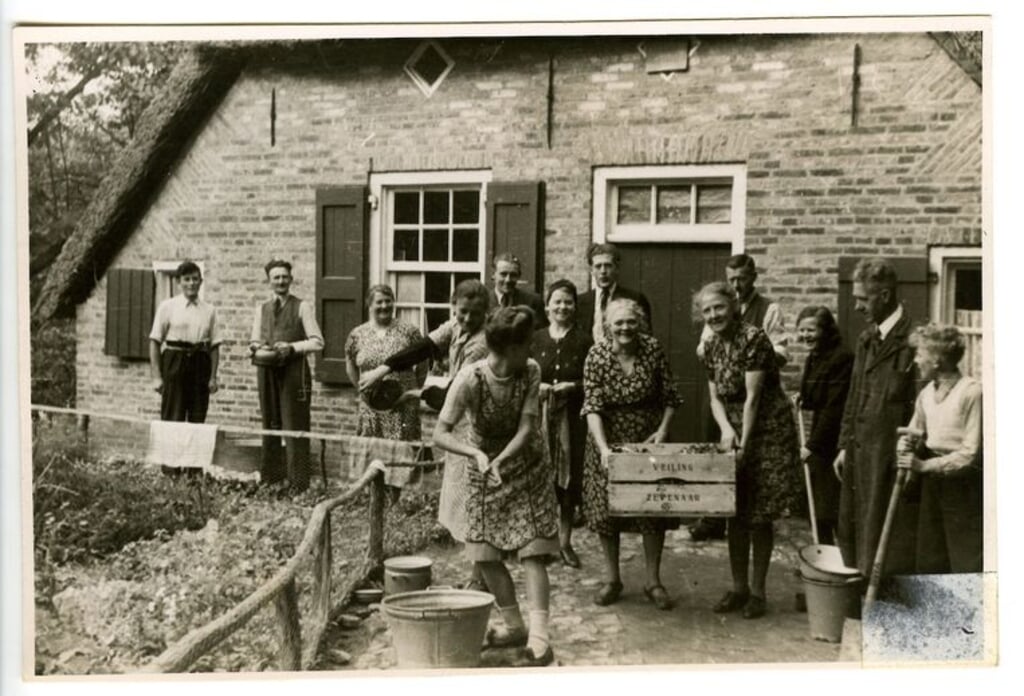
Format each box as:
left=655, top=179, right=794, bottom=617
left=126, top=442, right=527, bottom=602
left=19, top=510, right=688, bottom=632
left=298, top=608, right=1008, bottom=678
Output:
left=605, top=443, right=735, bottom=517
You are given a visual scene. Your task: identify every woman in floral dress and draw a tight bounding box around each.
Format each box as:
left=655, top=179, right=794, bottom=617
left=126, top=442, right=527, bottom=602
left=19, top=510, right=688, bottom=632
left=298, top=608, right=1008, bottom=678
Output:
left=699, top=281, right=802, bottom=619
left=433, top=306, right=560, bottom=666
left=344, top=285, right=425, bottom=494
left=582, top=298, right=681, bottom=611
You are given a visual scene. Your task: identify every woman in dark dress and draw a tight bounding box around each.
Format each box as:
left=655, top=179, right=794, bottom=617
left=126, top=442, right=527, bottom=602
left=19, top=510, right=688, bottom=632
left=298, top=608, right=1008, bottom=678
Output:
left=581, top=298, right=681, bottom=610
left=531, top=279, right=593, bottom=568
left=699, top=282, right=802, bottom=619
left=796, top=305, right=854, bottom=545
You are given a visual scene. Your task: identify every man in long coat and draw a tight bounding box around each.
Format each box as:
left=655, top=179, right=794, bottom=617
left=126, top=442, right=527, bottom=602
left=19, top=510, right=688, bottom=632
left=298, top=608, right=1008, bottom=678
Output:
left=835, top=258, right=921, bottom=577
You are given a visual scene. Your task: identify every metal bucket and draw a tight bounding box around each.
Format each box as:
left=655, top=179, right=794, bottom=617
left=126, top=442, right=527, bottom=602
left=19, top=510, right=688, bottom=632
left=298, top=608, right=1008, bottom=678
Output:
left=383, top=556, right=433, bottom=596
left=801, top=573, right=862, bottom=643
left=381, top=589, right=495, bottom=668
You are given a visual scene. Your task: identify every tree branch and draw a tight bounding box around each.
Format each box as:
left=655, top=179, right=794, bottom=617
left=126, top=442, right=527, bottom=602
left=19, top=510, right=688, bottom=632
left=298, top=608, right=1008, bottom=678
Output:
left=27, top=66, right=102, bottom=147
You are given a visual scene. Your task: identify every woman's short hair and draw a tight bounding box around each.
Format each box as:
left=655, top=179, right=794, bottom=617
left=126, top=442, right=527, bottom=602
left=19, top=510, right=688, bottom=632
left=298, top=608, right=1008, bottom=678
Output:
left=485, top=306, right=536, bottom=353
left=602, top=297, right=650, bottom=334
left=796, top=305, right=842, bottom=350
left=451, top=278, right=490, bottom=308
left=910, top=324, right=966, bottom=369
left=545, top=278, right=579, bottom=305
left=365, top=284, right=395, bottom=308
left=691, top=281, right=740, bottom=324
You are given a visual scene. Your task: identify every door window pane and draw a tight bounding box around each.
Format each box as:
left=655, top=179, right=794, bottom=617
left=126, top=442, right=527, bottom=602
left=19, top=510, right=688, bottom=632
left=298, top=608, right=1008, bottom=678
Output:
left=657, top=186, right=691, bottom=223
left=617, top=186, right=652, bottom=224
left=696, top=185, right=732, bottom=223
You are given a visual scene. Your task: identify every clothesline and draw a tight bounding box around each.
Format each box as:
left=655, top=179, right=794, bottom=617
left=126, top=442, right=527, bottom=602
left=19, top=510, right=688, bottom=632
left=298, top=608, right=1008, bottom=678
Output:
left=30, top=403, right=438, bottom=469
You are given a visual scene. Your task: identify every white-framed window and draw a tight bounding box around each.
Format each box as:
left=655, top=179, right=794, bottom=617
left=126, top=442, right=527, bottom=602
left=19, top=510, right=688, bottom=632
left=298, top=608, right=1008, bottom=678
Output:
left=403, top=40, right=455, bottom=98
left=369, top=171, right=492, bottom=335
left=592, top=164, right=746, bottom=249
left=152, top=260, right=206, bottom=301
left=928, top=246, right=983, bottom=377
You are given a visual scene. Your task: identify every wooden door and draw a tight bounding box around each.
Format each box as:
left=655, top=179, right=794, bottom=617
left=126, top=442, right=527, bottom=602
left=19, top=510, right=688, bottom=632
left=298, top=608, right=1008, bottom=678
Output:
left=617, top=244, right=732, bottom=442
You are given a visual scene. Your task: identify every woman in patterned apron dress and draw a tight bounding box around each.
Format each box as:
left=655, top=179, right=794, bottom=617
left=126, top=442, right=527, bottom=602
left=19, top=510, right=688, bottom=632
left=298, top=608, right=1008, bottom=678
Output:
left=433, top=306, right=560, bottom=667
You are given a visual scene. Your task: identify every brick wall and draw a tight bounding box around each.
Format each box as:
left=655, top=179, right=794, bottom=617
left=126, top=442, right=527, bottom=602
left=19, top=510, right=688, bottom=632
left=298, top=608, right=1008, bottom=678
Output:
left=75, top=32, right=982, bottom=457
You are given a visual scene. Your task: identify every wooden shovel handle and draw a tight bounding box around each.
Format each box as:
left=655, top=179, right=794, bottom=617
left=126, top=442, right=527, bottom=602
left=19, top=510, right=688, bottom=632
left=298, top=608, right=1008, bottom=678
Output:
left=864, top=468, right=909, bottom=610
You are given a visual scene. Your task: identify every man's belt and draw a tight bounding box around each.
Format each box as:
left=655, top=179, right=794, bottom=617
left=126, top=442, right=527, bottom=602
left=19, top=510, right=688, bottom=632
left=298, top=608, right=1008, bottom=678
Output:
left=164, top=340, right=211, bottom=353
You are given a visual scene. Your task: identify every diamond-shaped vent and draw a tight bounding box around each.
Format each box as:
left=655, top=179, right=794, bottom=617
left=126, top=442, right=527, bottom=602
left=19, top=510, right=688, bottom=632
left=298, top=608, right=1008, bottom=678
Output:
left=404, top=40, right=454, bottom=97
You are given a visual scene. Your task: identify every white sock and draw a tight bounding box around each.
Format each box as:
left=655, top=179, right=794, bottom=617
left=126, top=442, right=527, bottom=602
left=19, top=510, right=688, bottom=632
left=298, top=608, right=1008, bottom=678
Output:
left=527, top=609, right=550, bottom=654
left=498, top=604, right=525, bottom=634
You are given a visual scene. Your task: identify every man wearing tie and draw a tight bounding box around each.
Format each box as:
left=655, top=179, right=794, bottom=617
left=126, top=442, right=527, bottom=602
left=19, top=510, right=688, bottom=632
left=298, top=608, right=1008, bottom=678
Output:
left=576, top=243, right=652, bottom=343
left=488, top=252, right=547, bottom=328
left=834, top=258, right=921, bottom=577
left=248, top=259, right=325, bottom=492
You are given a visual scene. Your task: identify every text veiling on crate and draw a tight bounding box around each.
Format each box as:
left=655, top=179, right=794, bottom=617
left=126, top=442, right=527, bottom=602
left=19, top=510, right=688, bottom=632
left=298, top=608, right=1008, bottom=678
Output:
left=604, top=443, right=736, bottom=517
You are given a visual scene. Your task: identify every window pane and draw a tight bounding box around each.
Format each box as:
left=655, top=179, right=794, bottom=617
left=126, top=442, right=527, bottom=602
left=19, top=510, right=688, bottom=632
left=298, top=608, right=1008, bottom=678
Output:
left=617, top=186, right=651, bottom=224
left=954, top=267, right=982, bottom=311
left=453, top=190, right=480, bottom=223
left=393, top=229, right=419, bottom=261
left=657, top=185, right=691, bottom=223
left=696, top=185, right=732, bottom=223
left=426, top=307, right=451, bottom=334
left=396, top=306, right=421, bottom=329
left=424, top=272, right=452, bottom=304
left=423, top=229, right=450, bottom=262
left=424, top=191, right=450, bottom=224
left=394, top=191, right=419, bottom=224
left=454, top=271, right=480, bottom=288
left=452, top=228, right=479, bottom=262
left=395, top=273, right=421, bottom=303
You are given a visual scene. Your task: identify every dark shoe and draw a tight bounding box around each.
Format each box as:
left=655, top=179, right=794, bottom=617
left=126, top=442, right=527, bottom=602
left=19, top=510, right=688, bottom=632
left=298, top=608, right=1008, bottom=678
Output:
left=571, top=508, right=585, bottom=528
left=520, top=644, right=555, bottom=667
left=713, top=590, right=750, bottom=614
left=688, top=517, right=727, bottom=541
left=593, top=581, right=623, bottom=606
left=743, top=595, right=767, bottom=619
left=484, top=625, right=529, bottom=649
left=643, top=584, right=675, bottom=611
left=560, top=546, right=581, bottom=569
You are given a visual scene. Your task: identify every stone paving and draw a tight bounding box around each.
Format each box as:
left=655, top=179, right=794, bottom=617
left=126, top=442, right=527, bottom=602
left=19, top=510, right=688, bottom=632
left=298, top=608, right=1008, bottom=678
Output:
left=330, top=519, right=844, bottom=671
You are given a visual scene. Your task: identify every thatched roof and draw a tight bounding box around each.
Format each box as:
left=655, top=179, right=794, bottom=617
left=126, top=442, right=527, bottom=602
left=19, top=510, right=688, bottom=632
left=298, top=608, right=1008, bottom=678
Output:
left=33, top=44, right=246, bottom=319
left=930, top=31, right=982, bottom=87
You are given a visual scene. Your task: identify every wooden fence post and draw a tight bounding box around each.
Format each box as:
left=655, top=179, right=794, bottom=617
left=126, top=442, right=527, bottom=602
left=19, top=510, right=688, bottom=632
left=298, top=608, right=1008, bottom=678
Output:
left=274, top=579, right=302, bottom=671
left=301, top=517, right=333, bottom=669
left=366, top=469, right=385, bottom=576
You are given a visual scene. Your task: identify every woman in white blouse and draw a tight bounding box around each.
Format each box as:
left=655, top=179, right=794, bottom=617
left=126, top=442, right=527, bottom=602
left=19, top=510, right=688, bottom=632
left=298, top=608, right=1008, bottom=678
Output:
left=897, top=325, right=983, bottom=574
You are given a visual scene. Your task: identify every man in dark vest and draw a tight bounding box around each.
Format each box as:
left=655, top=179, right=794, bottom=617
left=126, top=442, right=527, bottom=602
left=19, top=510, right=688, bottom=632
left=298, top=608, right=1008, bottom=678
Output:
left=487, top=252, right=548, bottom=329
left=835, top=257, right=920, bottom=577
left=248, top=259, right=325, bottom=492
left=691, top=253, right=790, bottom=541
left=576, top=242, right=652, bottom=342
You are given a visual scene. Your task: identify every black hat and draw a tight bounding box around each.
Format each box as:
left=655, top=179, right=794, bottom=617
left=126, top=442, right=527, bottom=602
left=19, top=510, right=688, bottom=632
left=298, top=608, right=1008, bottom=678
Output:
left=365, top=379, right=404, bottom=411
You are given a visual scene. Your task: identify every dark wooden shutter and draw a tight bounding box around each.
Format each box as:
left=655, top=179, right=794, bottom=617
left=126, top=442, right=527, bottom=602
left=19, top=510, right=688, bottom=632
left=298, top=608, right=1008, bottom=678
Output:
left=104, top=268, right=155, bottom=359
left=486, top=182, right=545, bottom=293
left=315, top=186, right=367, bottom=384
left=838, top=256, right=930, bottom=341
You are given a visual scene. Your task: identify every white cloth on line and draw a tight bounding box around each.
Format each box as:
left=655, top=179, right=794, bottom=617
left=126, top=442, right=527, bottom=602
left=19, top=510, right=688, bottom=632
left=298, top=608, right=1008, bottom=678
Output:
left=344, top=435, right=418, bottom=488
left=146, top=421, right=219, bottom=469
